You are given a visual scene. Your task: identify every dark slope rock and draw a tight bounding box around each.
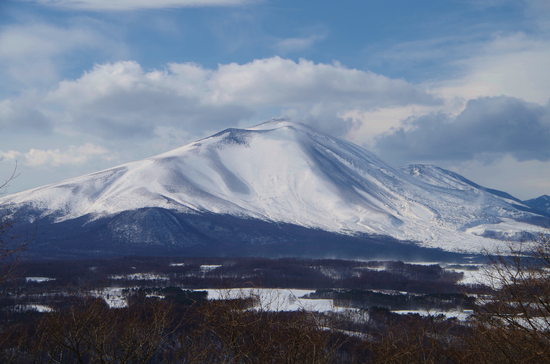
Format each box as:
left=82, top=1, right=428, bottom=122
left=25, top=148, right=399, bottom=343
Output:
left=15, top=207, right=469, bottom=262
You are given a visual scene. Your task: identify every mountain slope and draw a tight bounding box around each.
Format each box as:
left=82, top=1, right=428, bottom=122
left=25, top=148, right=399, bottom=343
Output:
left=523, top=195, right=550, bottom=216
left=0, top=120, right=546, bottom=257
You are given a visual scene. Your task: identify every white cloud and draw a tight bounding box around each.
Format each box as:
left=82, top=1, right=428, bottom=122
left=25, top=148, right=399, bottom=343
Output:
left=1, top=143, right=110, bottom=167
left=25, top=148, right=84, bottom=167
left=17, top=0, right=254, bottom=11
left=206, top=57, right=439, bottom=108
left=340, top=105, right=438, bottom=149
left=8, top=57, right=438, bottom=140
left=373, top=96, right=550, bottom=194
left=0, top=150, right=22, bottom=161
left=428, top=33, right=550, bottom=105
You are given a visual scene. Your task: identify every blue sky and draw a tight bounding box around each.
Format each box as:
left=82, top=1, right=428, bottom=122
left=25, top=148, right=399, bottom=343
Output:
left=1, top=0, right=550, bottom=200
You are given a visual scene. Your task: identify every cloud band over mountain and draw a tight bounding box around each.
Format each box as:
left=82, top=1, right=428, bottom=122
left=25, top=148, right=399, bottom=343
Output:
left=0, top=57, right=441, bottom=141
left=375, top=96, right=550, bottom=165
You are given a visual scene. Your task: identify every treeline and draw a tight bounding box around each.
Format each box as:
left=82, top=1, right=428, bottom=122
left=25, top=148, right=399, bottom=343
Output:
left=2, top=245, right=550, bottom=363
left=1, top=285, right=549, bottom=363
left=308, top=289, right=475, bottom=311
left=12, top=257, right=465, bottom=294
left=0, top=292, right=348, bottom=363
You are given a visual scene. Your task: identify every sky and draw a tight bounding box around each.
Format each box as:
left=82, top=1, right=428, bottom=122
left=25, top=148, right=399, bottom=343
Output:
left=0, top=0, right=549, bottom=200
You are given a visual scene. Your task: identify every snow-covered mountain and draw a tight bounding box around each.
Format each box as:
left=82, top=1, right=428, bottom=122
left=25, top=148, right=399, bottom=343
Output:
left=0, top=120, right=546, bottom=259
left=523, top=195, right=550, bottom=216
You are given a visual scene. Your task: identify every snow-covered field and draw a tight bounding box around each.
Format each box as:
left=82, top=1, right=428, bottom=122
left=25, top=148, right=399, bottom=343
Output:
left=203, top=288, right=341, bottom=312
left=25, top=277, right=55, bottom=283
left=15, top=304, right=54, bottom=313
left=392, top=309, right=473, bottom=321
left=92, top=288, right=128, bottom=308
left=91, top=287, right=344, bottom=312
left=109, top=273, right=170, bottom=281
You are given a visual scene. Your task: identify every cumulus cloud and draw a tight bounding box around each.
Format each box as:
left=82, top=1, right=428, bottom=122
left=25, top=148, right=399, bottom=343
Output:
left=0, top=143, right=110, bottom=167
left=17, top=0, right=253, bottom=11
left=375, top=96, right=550, bottom=165
left=0, top=150, right=22, bottom=161
left=1, top=57, right=438, bottom=141
left=45, top=61, right=254, bottom=139
left=210, top=58, right=439, bottom=107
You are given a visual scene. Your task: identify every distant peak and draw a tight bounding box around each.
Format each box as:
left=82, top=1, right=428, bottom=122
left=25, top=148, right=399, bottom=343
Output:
left=524, top=194, right=550, bottom=202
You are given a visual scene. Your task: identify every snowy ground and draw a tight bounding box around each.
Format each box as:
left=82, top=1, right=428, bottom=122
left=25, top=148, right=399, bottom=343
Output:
left=15, top=304, right=54, bottom=313
left=203, top=288, right=342, bottom=312
left=25, top=277, right=55, bottom=283
left=109, top=273, right=169, bottom=280
left=92, top=288, right=128, bottom=308
left=404, top=262, right=492, bottom=286
left=91, top=287, right=349, bottom=313
left=392, top=309, right=474, bottom=321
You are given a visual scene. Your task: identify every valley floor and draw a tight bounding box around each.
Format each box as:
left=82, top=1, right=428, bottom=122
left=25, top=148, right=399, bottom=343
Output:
left=1, top=254, right=549, bottom=363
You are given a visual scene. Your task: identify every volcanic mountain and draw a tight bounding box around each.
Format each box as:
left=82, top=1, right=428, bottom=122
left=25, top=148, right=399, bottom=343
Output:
left=0, top=120, right=546, bottom=259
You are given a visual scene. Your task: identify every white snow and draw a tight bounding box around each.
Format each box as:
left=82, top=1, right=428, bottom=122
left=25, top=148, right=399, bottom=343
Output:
left=203, top=288, right=345, bottom=312
left=109, top=273, right=169, bottom=281
left=92, top=287, right=345, bottom=312
left=200, top=265, right=222, bottom=271
left=15, top=304, right=54, bottom=313
left=392, top=309, right=473, bottom=321
left=93, top=288, right=128, bottom=308
left=25, top=277, right=55, bottom=283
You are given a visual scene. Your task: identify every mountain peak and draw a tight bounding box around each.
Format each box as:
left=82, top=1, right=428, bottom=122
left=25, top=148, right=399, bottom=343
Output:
left=247, top=118, right=296, bottom=130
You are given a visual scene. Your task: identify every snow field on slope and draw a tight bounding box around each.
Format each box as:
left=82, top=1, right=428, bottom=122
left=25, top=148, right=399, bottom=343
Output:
left=212, top=130, right=374, bottom=230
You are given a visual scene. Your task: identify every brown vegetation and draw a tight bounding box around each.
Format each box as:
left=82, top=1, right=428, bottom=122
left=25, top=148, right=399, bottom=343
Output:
left=0, top=162, right=26, bottom=287
left=0, top=183, right=549, bottom=364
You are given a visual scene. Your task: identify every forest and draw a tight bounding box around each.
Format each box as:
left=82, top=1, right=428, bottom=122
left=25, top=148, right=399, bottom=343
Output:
left=0, top=231, right=548, bottom=363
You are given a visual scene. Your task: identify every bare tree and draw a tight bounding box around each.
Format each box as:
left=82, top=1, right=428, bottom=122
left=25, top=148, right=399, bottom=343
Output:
left=464, top=230, right=550, bottom=363
left=0, top=160, right=26, bottom=286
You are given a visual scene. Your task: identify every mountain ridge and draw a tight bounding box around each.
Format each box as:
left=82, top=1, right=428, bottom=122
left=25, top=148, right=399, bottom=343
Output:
left=523, top=195, right=550, bottom=216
